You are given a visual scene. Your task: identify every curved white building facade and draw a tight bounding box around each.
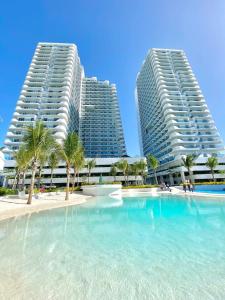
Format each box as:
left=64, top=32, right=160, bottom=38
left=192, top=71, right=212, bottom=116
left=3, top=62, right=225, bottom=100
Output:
left=136, top=48, right=225, bottom=183
left=4, top=43, right=83, bottom=160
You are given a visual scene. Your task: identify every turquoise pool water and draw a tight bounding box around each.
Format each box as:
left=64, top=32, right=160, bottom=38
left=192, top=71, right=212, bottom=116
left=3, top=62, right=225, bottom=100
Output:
left=196, top=190, right=225, bottom=194
left=1, top=194, right=225, bottom=299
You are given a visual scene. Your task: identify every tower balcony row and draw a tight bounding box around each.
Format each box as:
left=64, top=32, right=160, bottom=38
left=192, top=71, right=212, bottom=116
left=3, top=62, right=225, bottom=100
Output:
left=15, top=104, right=69, bottom=113
left=16, top=101, right=65, bottom=108
left=167, top=126, right=218, bottom=136
left=31, top=57, right=76, bottom=66
left=154, top=73, right=197, bottom=87
left=24, top=77, right=74, bottom=86
left=172, top=144, right=224, bottom=154
left=8, top=121, right=68, bottom=132
left=170, top=137, right=222, bottom=146
left=32, top=53, right=76, bottom=61
left=20, top=90, right=72, bottom=98
left=21, top=84, right=73, bottom=93
left=28, top=67, right=75, bottom=76
left=11, top=112, right=68, bottom=125
left=27, top=70, right=76, bottom=78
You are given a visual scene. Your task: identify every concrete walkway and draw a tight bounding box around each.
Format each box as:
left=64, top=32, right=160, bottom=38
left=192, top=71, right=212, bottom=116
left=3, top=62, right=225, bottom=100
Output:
left=0, top=192, right=90, bottom=221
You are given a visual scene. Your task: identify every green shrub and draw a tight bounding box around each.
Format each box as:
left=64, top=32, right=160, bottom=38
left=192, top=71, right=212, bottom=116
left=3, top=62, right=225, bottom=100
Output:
left=45, top=187, right=59, bottom=192
left=180, top=181, right=225, bottom=186
left=81, top=182, right=122, bottom=186
left=103, top=182, right=122, bottom=185
left=33, top=188, right=40, bottom=194
left=60, top=186, right=81, bottom=192
left=123, top=184, right=158, bottom=189
left=0, top=187, right=17, bottom=196
left=31, top=187, right=82, bottom=193
left=71, top=186, right=81, bottom=191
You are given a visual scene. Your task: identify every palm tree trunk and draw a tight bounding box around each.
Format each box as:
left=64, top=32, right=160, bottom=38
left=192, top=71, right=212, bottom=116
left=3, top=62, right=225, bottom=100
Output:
left=19, top=172, right=23, bottom=191
left=212, top=169, right=215, bottom=182
left=142, top=173, right=145, bottom=185
left=37, top=167, right=42, bottom=189
left=27, top=162, right=37, bottom=205
left=50, top=169, right=53, bottom=187
left=16, top=173, right=20, bottom=190
left=71, top=167, right=77, bottom=193
left=22, top=172, right=26, bottom=191
left=123, top=172, right=126, bottom=186
left=188, top=168, right=194, bottom=183
left=154, top=170, right=158, bottom=184
left=77, top=172, right=80, bottom=185
left=135, top=174, right=137, bottom=185
left=88, top=170, right=91, bottom=184
left=12, top=173, right=17, bottom=190
left=65, top=165, right=70, bottom=201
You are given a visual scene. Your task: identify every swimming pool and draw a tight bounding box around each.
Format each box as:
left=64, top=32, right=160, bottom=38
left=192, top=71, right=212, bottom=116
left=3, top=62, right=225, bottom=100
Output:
left=196, top=190, right=225, bottom=194
left=0, top=194, right=225, bottom=299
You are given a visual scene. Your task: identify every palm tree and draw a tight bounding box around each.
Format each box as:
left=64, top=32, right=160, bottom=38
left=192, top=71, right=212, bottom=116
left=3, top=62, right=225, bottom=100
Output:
left=116, top=159, right=129, bottom=186
left=87, top=159, right=96, bottom=183
left=59, top=132, right=79, bottom=201
left=23, top=121, right=56, bottom=204
left=130, top=162, right=139, bottom=185
left=206, top=156, right=218, bottom=182
left=37, top=153, right=49, bottom=189
left=126, top=164, right=133, bottom=185
left=137, top=159, right=147, bottom=184
left=11, top=167, right=18, bottom=190
left=147, top=154, right=159, bottom=184
left=181, top=154, right=196, bottom=182
left=14, top=145, right=31, bottom=190
left=76, top=153, right=85, bottom=186
left=48, top=152, right=59, bottom=187
left=110, top=164, right=117, bottom=182
left=72, top=144, right=85, bottom=191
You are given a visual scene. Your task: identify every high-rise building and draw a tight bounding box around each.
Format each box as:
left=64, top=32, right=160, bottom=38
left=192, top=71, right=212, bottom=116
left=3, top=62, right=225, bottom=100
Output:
left=4, top=42, right=83, bottom=160
left=80, top=77, right=126, bottom=157
left=4, top=42, right=126, bottom=161
left=136, top=48, right=224, bottom=183
left=3, top=42, right=129, bottom=186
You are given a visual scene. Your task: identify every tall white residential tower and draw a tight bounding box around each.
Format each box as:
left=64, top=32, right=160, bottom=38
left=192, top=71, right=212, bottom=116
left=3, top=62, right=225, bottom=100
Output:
left=4, top=43, right=83, bottom=160
left=136, top=48, right=224, bottom=183
left=80, top=77, right=126, bottom=157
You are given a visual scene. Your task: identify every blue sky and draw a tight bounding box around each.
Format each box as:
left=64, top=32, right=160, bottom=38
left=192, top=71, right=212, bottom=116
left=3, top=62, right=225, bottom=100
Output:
left=0, top=0, right=225, bottom=156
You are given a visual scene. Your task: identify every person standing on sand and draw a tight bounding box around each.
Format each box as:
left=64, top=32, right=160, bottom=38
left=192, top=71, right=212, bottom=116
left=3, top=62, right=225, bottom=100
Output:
left=183, top=182, right=187, bottom=193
